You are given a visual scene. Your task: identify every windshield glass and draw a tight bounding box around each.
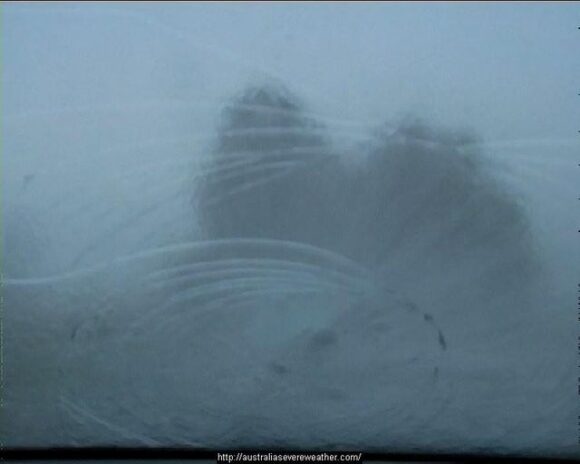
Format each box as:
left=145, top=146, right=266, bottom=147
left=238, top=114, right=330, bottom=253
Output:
left=3, top=2, right=579, bottom=459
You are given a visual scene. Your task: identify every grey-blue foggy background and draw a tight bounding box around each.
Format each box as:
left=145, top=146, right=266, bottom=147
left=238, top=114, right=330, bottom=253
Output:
left=2, top=2, right=580, bottom=458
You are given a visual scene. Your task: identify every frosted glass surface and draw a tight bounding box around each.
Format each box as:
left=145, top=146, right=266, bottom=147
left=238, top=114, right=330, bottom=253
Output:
left=2, top=3, right=580, bottom=459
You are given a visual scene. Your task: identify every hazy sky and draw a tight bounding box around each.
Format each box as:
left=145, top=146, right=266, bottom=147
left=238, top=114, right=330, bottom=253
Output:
left=5, top=2, right=580, bottom=142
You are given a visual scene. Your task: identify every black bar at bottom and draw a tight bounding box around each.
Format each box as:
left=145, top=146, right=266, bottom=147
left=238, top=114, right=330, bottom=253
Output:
left=0, top=448, right=578, bottom=463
